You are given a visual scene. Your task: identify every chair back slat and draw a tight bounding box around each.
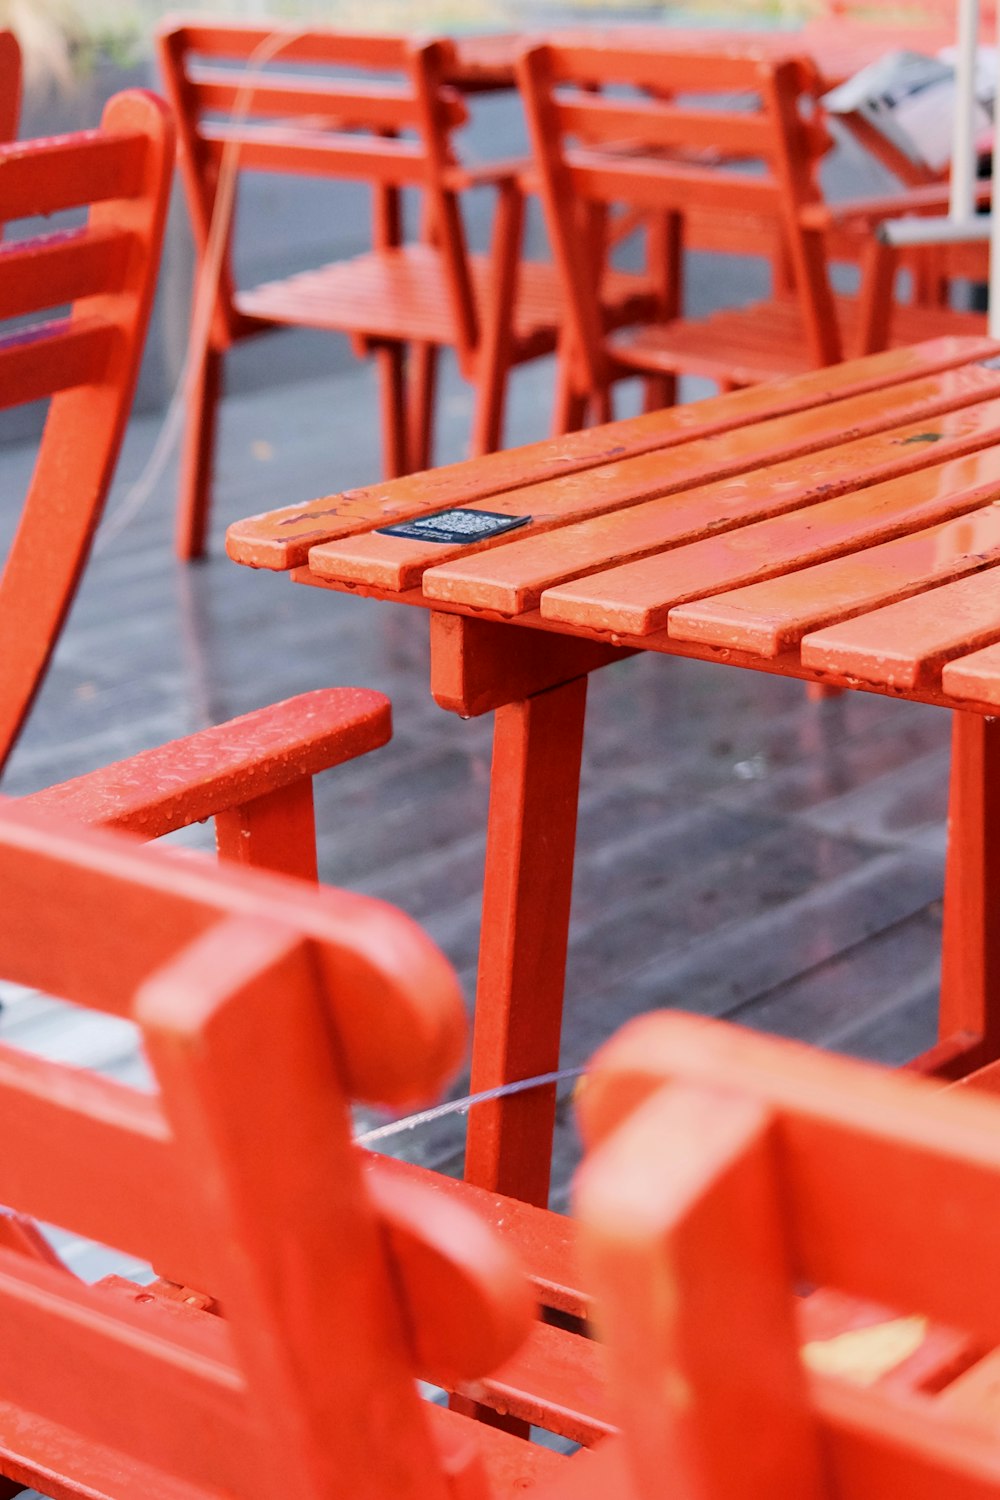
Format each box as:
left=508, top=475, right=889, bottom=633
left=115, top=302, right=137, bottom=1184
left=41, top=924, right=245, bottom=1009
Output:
left=0, top=131, right=148, bottom=223
left=555, top=96, right=777, bottom=159
left=0, top=91, right=174, bottom=772
left=0, top=801, right=464, bottom=1104
left=0, top=1250, right=268, bottom=1498
left=548, top=43, right=786, bottom=93
left=0, top=1044, right=212, bottom=1288
left=169, top=21, right=416, bottom=71
left=0, top=801, right=488, bottom=1499
left=578, top=1014, right=1000, bottom=1500
left=0, top=225, right=134, bottom=321
left=199, top=123, right=430, bottom=187
left=189, top=68, right=466, bottom=132
left=564, top=153, right=783, bottom=215
left=816, top=1376, right=1000, bottom=1500
left=0, top=318, right=117, bottom=407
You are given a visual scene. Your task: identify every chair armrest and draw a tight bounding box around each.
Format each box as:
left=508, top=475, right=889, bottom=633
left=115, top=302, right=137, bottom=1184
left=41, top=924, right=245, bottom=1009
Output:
left=801, top=181, right=993, bottom=235
left=20, top=688, right=391, bottom=839
left=442, top=155, right=532, bottom=191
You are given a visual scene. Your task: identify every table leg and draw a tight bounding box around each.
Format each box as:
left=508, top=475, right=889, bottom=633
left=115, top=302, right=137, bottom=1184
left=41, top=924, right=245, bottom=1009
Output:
left=935, top=711, right=1000, bottom=1076
left=464, top=677, right=588, bottom=1205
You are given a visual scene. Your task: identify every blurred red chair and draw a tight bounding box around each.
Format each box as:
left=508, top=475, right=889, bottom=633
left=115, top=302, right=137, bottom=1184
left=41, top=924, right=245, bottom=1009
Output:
left=518, top=45, right=985, bottom=431
left=157, top=19, right=657, bottom=560
left=0, top=90, right=173, bottom=774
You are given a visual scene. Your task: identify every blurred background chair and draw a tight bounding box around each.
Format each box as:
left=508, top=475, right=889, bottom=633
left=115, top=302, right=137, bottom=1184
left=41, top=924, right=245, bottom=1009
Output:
left=518, top=45, right=986, bottom=431
left=158, top=19, right=659, bottom=561
left=0, top=89, right=173, bottom=775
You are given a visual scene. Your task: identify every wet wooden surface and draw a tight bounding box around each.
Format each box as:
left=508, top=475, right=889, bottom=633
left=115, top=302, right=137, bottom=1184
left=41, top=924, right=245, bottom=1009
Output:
left=0, top=346, right=948, bottom=1223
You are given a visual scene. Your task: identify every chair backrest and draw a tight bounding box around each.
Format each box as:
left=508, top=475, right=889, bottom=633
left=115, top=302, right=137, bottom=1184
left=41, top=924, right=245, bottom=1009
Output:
left=0, top=30, right=20, bottom=145
left=156, top=21, right=480, bottom=361
left=0, top=797, right=531, bottom=1499
left=575, top=1011, right=1000, bottom=1499
left=516, top=45, right=842, bottom=394
left=0, top=90, right=173, bottom=773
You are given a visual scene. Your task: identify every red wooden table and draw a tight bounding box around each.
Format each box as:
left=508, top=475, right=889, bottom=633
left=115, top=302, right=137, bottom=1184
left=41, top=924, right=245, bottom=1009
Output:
left=449, top=19, right=958, bottom=92
left=229, top=334, right=1000, bottom=1205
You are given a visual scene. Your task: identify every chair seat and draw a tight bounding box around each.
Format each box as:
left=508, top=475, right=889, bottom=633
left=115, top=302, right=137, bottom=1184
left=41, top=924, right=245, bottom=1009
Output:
left=608, top=294, right=986, bottom=389
left=236, top=245, right=654, bottom=358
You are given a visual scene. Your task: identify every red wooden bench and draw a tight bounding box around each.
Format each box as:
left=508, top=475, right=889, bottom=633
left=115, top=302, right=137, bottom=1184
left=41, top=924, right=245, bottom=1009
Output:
left=0, top=89, right=173, bottom=774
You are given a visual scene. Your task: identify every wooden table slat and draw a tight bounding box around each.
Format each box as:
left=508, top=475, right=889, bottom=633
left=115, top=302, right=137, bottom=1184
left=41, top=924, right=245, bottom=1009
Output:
left=942, top=641, right=1000, bottom=707
left=668, top=504, right=1000, bottom=658
left=425, top=389, right=1000, bottom=616
left=799, top=567, right=1000, bottom=689
left=226, top=336, right=999, bottom=571
left=312, top=368, right=1000, bottom=598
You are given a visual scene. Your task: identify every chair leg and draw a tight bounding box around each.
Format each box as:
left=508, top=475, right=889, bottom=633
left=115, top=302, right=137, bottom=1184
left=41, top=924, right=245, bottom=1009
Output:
left=376, top=343, right=409, bottom=479
left=176, top=343, right=223, bottom=564
left=937, top=711, right=1000, bottom=1075
left=855, top=237, right=896, bottom=356
left=551, top=354, right=589, bottom=436
left=469, top=355, right=509, bottom=458
left=407, top=342, right=438, bottom=473
left=470, top=179, right=523, bottom=458
left=590, top=387, right=613, bottom=426
left=642, top=373, right=676, bottom=412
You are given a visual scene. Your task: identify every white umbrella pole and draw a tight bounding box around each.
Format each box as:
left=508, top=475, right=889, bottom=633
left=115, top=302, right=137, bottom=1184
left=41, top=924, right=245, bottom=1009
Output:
left=952, top=0, right=981, bottom=220
left=990, top=2, right=1000, bottom=336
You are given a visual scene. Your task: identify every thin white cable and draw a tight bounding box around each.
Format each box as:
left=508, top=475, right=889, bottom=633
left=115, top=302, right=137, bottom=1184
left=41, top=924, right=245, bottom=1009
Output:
left=96, top=26, right=307, bottom=552
left=355, top=1065, right=587, bottom=1145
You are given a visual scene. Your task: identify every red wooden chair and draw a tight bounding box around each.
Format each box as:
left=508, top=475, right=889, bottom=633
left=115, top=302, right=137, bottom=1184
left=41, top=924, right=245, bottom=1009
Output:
left=517, top=45, right=985, bottom=430
left=157, top=19, right=655, bottom=561
left=0, top=792, right=640, bottom=1498
left=0, top=90, right=173, bottom=775
left=576, top=1010, right=1000, bottom=1498
left=19, top=686, right=394, bottom=880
